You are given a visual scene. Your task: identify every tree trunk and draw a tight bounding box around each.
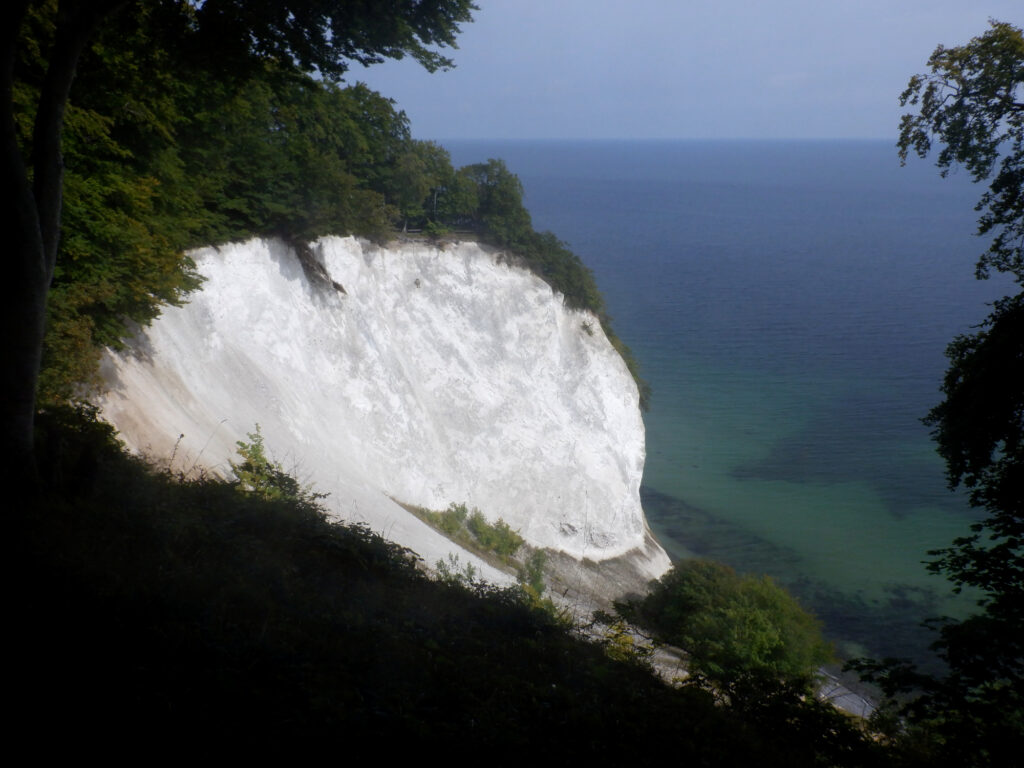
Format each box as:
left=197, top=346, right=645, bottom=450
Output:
left=0, top=0, right=122, bottom=487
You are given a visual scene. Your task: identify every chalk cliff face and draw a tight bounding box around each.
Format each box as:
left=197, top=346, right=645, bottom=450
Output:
left=99, top=236, right=670, bottom=588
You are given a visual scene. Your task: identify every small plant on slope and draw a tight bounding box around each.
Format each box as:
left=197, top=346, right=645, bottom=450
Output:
left=230, top=424, right=327, bottom=509
left=435, top=552, right=478, bottom=586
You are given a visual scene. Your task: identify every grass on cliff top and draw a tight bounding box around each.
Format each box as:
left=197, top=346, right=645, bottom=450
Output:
left=10, top=406, right=888, bottom=763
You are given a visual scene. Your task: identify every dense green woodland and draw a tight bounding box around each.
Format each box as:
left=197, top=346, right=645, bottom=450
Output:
left=6, top=0, right=1023, bottom=762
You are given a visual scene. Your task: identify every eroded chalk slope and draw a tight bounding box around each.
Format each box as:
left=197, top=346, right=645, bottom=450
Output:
left=100, top=236, right=669, bottom=585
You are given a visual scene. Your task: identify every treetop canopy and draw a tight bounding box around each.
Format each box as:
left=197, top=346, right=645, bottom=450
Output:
left=181, top=0, right=479, bottom=79
left=898, top=19, right=1024, bottom=282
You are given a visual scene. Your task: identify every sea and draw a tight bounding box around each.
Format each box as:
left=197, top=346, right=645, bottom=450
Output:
left=442, top=139, right=1013, bottom=668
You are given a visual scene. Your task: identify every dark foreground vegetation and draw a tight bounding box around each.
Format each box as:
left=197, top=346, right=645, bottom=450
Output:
left=11, top=406, right=887, bottom=763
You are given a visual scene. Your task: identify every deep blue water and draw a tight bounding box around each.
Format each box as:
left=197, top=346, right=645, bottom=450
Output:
left=444, top=139, right=1013, bottom=664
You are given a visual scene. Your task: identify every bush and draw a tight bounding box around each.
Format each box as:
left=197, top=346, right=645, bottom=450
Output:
left=466, top=509, right=524, bottom=558
left=230, top=424, right=326, bottom=510
left=435, top=552, right=477, bottom=585
left=517, top=549, right=547, bottom=596
left=601, top=620, right=654, bottom=669
left=622, top=560, right=833, bottom=699
left=437, top=502, right=469, bottom=536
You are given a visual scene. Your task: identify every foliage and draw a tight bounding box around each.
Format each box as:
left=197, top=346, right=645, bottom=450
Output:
left=230, top=424, right=326, bottom=509
left=898, top=20, right=1024, bottom=283
left=622, top=560, right=834, bottom=700
left=466, top=508, right=524, bottom=558
left=12, top=2, right=650, bottom=416
left=22, top=19, right=422, bottom=402
left=848, top=22, right=1024, bottom=766
left=22, top=6, right=651, bottom=411
left=3, top=0, right=479, bottom=482
left=458, top=158, right=532, bottom=244
left=12, top=408, right=893, bottom=764
left=422, top=504, right=560, bottom=615
left=599, top=619, right=655, bottom=668
left=15, top=1, right=204, bottom=404
left=512, top=548, right=566, bottom=622
left=181, top=0, right=478, bottom=80
left=516, top=549, right=548, bottom=596
left=852, top=291, right=1024, bottom=765
left=449, top=158, right=606, bottom=312
left=416, top=501, right=525, bottom=562
left=436, top=501, right=470, bottom=536
left=925, top=292, right=1024, bottom=590
left=434, top=552, right=477, bottom=586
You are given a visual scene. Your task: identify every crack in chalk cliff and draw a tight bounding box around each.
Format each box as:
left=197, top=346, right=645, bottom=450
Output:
left=292, top=238, right=346, bottom=294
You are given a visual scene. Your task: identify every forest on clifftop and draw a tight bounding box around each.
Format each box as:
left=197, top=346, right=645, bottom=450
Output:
left=13, top=1, right=642, bottom=409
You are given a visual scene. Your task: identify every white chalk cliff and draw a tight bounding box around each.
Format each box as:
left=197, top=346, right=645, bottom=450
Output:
left=99, top=236, right=670, bottom=592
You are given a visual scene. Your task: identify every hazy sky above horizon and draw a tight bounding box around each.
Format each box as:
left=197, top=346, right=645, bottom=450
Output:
left=350, top=1, right=1021, bottom=140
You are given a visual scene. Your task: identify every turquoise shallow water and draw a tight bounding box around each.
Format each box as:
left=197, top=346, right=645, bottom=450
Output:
left=445, top=139, right=1012, bottom=663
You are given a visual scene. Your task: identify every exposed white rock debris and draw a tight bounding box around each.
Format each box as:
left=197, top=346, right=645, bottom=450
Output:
left=99, top=236, right=670, bottom=587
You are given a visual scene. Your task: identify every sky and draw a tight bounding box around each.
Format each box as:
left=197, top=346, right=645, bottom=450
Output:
left=350, top=0, right=1022, bottom=140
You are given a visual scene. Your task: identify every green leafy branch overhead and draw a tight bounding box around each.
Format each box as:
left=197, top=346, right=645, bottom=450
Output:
left=851, top=21, right=1024, bottom=764
left=898, top=20, right=1024, bottom=281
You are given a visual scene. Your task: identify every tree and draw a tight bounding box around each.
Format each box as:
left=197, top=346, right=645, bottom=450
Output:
left=388, top=144, right=432, bottom=231
left=23, top=7, right=427, bottom=404
left=851, top=21, right=1024, bottom=765
left=898, top=19, right=1024, bottom=283
left=459, top=158, right=533, bottom=245
left=622, top=560, right=834, bottom=701
left=19, top=2, right=207, bottom=405
left=231, top=424, right=326, bottom=508
left=389, top=139, right=455, bottom=228
left=2, top=0, right=476, bottom=484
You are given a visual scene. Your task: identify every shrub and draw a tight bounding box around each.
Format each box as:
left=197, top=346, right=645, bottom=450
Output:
left=424, top=220, right=450, bottom=238
left=467, top=509, right=524, bottom=558
left=622, top=559, right=833, bottom=699
left=437, top=502, right=469, bottom=536
left=517, top=549, right=547, bottom=596
left=435, top=552, right=477, bottom=586
left=230, top=424, right=326, bottom=510
left=601, top=620, right=655, bottom=668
